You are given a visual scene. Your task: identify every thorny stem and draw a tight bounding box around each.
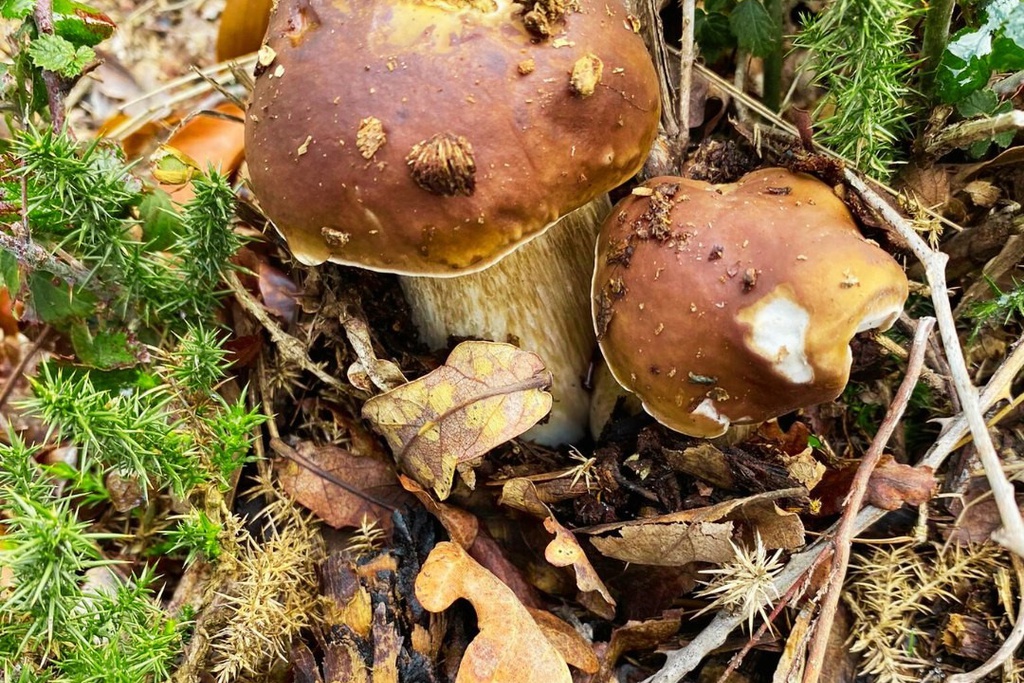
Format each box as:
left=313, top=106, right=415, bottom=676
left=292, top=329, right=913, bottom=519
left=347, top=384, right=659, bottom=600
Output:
left=645, top=337, right=1024, bottom=683
left=920, top=0, right=954, bottom=97
left=845, top=169, right=1024, bottom=559
left=801, top=318, right=935, bottom=683
left=33, top=0, right=67, bottom=130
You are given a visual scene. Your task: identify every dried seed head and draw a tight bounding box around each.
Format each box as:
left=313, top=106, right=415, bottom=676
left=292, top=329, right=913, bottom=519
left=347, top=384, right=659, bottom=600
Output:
left=406, top=133, right=477, bottom=197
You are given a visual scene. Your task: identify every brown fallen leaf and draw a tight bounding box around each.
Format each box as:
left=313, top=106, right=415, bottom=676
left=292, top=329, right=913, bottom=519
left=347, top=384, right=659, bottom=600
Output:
left=159, top=103, right=246, bottom=203
left=590, top=521, right=736, bottom=566
left=543, top=517, right=616, bottom=618
left=275, top=441, right=414, bottom=531
left=527, top=608, right=600, bottom=674
left=596, top=616, right=682, bottom=683
left=363, top=341, right=552, bottom=500
left=216, top=0, right=272, bottom=61
left=866, top=456, right=936, bottom=510
left=399, top=475, right=479, bottom=549
left=415, top=542, right=571, bottom=683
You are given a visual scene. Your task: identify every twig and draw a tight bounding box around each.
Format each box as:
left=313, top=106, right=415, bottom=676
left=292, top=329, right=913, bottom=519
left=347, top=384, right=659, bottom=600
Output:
left=0, top=326, right=50, bottom=409
left=802, top=317, right=935, bottom=683
left=920, top=0, right=955, bottom=95
left=0, top=229, right=98, bottom=291
left=645, top=336, right=1024, bottom=683
left=225, top=270, right=355, bottom=397
left=33, top=0, right=67, bottom=130
left=845, top=170, right=1024, bottom=558
left=946, top=555, right=1024, bottom=683
left=924, top=110, right=1024, bottom=157
left=677, top=0, right=695, bottom=154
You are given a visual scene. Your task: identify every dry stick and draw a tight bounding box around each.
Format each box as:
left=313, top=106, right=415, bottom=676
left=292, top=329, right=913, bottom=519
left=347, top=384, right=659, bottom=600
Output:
left=33, top=0, right=66, bottom=131
left=845, top=169, right=1024, bottom=559
left=677, top=0, right=695, bottom=155
left=802, top=317, right=935, bottom=683
left=924, top=110, right=1024, bottom=157
left=225, top=270, right=355, bottom=397
left=0, top=326, right=50, bottom=408
left=645, top=338, right=1024, bottom=683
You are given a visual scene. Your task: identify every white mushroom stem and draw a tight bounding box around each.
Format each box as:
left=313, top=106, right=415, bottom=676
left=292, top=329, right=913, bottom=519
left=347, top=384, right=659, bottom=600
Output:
left=400, top=197, right=610, bottom=446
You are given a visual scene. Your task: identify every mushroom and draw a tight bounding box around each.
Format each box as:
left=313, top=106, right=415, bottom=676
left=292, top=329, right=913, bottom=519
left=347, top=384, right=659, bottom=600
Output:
left=245, top=0, right=661, bottom=444
left=591, top=168, right=909, bottom=438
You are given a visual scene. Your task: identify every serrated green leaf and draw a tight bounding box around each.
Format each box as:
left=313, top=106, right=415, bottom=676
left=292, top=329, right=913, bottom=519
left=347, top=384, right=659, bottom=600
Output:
left=0, top=249, right=19, bottom=294
left=28, top=33, right=94, bottom=77
left=0, top=0, right=32, bottom=19
left=695, top=9, right=736, bottom=63
left=956, top=88, right=999, bottom=118
left=69, top=321, right=136, bottom=369
left=52, top=0, right=116, bottom=47
left=27, top=270, right=96, bottom=325
left=729, top=0, right=777, bottom=57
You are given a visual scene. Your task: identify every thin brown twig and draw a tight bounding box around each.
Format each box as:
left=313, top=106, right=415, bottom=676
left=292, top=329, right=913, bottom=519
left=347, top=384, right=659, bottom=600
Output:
left=845, top=170, right=1024, bottom=558
left=33, top=0, right=67, bottom=130
left=0, top=326, right=50, bottom=409
left=802, top=317, right=935, bottom=683
left=677, top=0, right=695, bottom=155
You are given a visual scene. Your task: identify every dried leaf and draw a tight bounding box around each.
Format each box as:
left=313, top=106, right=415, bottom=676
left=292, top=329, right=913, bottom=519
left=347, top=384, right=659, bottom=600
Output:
left=590, top=520, right=735, bottom=566
left=415, top=542, right=571, bottom=683
left=772, top=605, right=812, bottom=683
left=399, top=474, right=479, bottom=549
left=866, top=456, right=936, bottom=510
left=216, top=0, right=272, bottom=61
left=596, top=617, right=682, bottom=682
left=258, top=260, right=299, bottom=323
left=543, top=516, right=616, bottom=617
left=323, top=635, right=369, bottom=683
left=363, top=341, right=552, bottom=500
left=526, top=608, right=600, bottom=674
left=275, top=441, right=414, bottom=531
left=781, top=448, right=826, bottom=491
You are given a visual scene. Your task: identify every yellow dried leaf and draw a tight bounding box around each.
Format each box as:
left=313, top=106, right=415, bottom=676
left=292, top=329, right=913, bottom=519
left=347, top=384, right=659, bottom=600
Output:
left=415, top=542, right=571, bottom=683
left=543, top=516, right=616, bottom=618
left=362, top=341, right=552, bottom=500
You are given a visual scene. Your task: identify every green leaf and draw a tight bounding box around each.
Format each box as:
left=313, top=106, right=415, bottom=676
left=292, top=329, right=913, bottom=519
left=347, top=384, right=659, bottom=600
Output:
left=27, top=271, right=95, bottom=325
left=52, top=0, right=116, bottom=47
left=138, top=190, right=183, bottom=251
left=0, top=249, right=20, bottom=294
left=729, top=0, right=777, bottom=57
left=0, top=0, right=32, bottom=19
left=69, top=322, right=136, bottom=369
left=695, top=9, right=736, bottom=63
left=27, top=34, right=94, bottom=77
left=955, top=88, right=999, bottom=118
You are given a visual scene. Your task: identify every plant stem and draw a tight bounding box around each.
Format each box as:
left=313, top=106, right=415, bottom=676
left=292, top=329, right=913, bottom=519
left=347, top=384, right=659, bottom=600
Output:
left=921, top=0, right=955, bottom=97
left=677, top=0, right=695, bottom=154
left=762, top=0, right=783, bottom=111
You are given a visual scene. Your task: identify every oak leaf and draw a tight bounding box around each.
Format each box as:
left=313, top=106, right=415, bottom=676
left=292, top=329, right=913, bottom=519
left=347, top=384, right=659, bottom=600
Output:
left=415, top=542, right=571, bottom=683
left=866, top=456, right=936, bottom=510
left=363, top=342, right=552, bottom=500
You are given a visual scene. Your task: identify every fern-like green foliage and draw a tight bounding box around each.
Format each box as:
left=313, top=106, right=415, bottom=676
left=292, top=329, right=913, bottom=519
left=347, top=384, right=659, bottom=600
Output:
left=966, top=277, right=1024, bottom=339
left=795, top=0, right=921, bottom=180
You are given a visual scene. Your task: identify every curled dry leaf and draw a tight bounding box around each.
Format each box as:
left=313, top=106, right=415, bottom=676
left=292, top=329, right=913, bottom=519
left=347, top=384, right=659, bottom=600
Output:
left=398, top=474, right=479, bottom=549
left=275, top=441, right=414, bottom=531
left=363, top=341, right=552, bottom=500
left=415, top=542, right=571, bottom=683
left=543, top=517, right=616, bottom=619
left=865, top=455, right=936, bottom=511
left=596, top=616, right=683, bottom=683
left=158, top=103, right=246, bottom=203
left=526, top=608, right=600, bottom=675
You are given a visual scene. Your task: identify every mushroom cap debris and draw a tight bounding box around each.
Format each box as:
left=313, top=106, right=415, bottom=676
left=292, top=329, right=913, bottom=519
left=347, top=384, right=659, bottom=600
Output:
left=592, top=168, right=910, bottom=438
left=246, top=0, right=661, bottom=275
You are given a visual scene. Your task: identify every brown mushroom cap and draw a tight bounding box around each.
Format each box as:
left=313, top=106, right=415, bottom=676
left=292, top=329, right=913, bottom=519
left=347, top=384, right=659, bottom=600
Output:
left=245, top=0, right=661, bottom=275
left=592, top=168, right=910, bottom=438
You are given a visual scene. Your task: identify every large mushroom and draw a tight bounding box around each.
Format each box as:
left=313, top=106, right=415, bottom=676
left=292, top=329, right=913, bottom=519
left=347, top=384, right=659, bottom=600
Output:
left=591, top=168, right=909, bottom=438
left=245, top=0, right=661, bottom=445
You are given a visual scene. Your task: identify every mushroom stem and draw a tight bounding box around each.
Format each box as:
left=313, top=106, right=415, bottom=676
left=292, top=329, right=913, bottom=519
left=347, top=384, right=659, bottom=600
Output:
left=401, top=197, right=610, bottom=446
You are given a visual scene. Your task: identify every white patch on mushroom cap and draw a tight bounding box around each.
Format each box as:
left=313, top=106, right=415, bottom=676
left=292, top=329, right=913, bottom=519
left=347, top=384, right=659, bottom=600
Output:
left=855, top=302, right=902, bottom=333
left=740, top=292, right=814, bottom=384
left=689, top=398, right=730, bottom=435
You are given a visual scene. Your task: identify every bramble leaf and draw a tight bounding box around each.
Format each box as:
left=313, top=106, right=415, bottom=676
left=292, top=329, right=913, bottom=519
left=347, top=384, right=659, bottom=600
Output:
left=28, top=34, right=94, bottom=77
left=695, top=8, right=736, bottom=62
left=729, top=0, right=776, bottom=57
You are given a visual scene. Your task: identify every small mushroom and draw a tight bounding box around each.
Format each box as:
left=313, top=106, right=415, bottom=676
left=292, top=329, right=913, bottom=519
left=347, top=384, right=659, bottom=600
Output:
left=591, top=168, right=909, bottom=438
left=246, top=0, right=661, bottom=444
